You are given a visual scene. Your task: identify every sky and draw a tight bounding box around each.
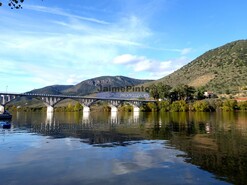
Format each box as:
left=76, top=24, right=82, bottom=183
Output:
left=0, top=0, right=247, bottom=93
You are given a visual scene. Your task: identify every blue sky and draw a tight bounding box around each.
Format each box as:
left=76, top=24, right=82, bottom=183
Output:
left=0, top=0, right=246, bottom=93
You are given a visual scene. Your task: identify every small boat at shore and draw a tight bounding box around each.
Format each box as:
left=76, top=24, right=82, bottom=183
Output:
left=0, top=111, right=12, bottom=120
left=0, top=121, right=11, bottom=129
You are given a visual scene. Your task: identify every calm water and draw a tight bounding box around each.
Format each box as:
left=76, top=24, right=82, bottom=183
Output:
left=1, top=111, right=247, bottom=185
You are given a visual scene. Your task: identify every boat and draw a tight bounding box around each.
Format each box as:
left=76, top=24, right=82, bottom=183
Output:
left=0, top=111, right=12, bottom=120
left=0, top=121, right=11, bottom=129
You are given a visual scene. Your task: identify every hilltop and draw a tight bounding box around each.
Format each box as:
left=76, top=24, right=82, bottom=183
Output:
left=147, top=40, right=247, bottom=94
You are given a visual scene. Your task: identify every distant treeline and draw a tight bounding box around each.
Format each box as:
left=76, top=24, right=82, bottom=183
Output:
left=140, top=99, right=247, bottom=112
left=148, top=83, right=215, bottom=101
left=145, top=83, right=247, bottom=112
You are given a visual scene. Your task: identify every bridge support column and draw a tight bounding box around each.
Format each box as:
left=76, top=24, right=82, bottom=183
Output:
left=47, top=106, right=54, bottom=113
left=110, top=106, right=118, bottom=112
left=0, top=105, right=4, bottom=113
left=83, top=106, right=90, bottom=113
left=133, top=106, right=140, bottom=112
left=110, top=110, right=118, bottom=124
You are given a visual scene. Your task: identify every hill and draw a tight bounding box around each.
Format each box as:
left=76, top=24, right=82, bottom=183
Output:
left=63, top=76, right=152, bottom=95
left=150, top=40, right=247, bottom=94
left=29, top=76, right=153, bottom=96
left=29, top=85, right=73, bottom=95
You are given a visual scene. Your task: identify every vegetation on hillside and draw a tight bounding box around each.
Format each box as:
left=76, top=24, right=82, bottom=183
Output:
left=149, top=82, right=206, bottom=102
left=147, top=40, right=247, bottom=95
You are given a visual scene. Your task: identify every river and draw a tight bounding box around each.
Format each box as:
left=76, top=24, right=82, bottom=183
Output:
left=1, top=111, right=247, bottom=185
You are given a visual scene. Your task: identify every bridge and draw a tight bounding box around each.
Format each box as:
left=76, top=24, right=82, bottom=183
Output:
left=0, top=92, right=156, bottom=114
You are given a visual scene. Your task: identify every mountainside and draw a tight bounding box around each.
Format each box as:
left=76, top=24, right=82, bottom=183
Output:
left=153, top=40, right=247, bottom=94
left=63, top=76, right=153, bottom=95
left=29, top=85, right=73, bottom=95
left=29, top=76, right=153, bottom=96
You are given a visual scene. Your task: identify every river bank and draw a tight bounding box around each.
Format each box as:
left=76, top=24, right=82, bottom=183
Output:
left=5, top=99, right=247, bottom=113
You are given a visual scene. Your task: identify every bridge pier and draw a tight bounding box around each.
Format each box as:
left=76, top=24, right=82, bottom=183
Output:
left=47, top=106, right=54, bottom=113
left=0, top=105, right=4, bottom=113
left=110, top=110, right=118, bottom=124
left=133, top=106, right=140, bottom=112
left=83, top=106, right=90, bottom=113
left=110, top=105, right=118, bottom=112
left=108, top=100, right=122, bottom=113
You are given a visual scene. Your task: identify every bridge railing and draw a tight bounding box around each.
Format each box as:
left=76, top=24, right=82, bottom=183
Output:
left=0, top=92, right=156, bottom=102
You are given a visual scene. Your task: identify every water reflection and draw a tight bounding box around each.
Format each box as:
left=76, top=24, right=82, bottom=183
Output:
left=3, top=111, right=247, bottom=184
left=82, top=111, right=90, bottom=123
left=46, top=112, right=53, bottom=125
left=110, top=111, right=118, bottom=124
left=133, top=111, right=139, bottom=123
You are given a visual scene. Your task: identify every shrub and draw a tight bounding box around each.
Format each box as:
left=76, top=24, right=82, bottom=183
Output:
left=193, top=100, right=210, bottom=112
left=119, top=105, right=133, bottom=112
left=170, top=100, right=188, bottom=112
left=222, top=99, right=238, bottom=111
left=66, top=103, right=74, bottom=112
left=140, top=102, right=158, bottom=112
left=238, top=101, right=247, bottom=111
left=158, top=100, right=170, bottom=112
left=147, top=102, right=158, bottom=112
left=74, top=102, right=83, bottom=112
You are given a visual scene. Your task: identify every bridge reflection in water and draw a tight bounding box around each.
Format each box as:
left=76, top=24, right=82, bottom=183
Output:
left=24, top=111, right=143, bottom=145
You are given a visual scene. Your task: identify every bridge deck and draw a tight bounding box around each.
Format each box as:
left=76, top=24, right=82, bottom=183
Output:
left=0, top=92, right=156, bottom=102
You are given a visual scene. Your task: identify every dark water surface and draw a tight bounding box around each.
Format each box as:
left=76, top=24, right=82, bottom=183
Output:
left=1, top=111, right=247, bottom=185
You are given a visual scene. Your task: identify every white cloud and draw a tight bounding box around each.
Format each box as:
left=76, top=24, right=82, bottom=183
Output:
left=180, top=48, right=192, bottom=55
left=25, top=5, right=110, bottom=25
left=113, top=54, right=144, bottom=64
left=112, top=54, right=191, bottom=79
left=134, top=60, right=152, bottom=72
left=160, top=61, right=172, bottom=69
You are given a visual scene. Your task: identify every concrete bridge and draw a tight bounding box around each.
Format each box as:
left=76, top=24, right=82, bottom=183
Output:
left=0, top=92, right=156, bottom=114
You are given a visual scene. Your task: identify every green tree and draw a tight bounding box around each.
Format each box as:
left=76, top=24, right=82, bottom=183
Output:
left=222, top=99, right=238, bottom=111
left=238, top=101, right=247, bottom=111
left=192, top=100, right=210, bottom=112
left=158, top=100, right=170, bottom=112
left=170, top=100, right=188, bottom=112
left=157, top=83, right=172, bottom=100
left=149, top=84, right=159, bottom=100
left=67, top=103, right=73, bottom=112
left=74, top=102, right=83, bottom=112
left=194, top=87, right=205, bottom=100
left=170, top=84, right=195, bottom=101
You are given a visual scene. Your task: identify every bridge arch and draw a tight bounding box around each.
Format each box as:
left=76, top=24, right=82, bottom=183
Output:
left=0, top=94, right=19, bottom=113
left=122, top=100, right=143, bottom=112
